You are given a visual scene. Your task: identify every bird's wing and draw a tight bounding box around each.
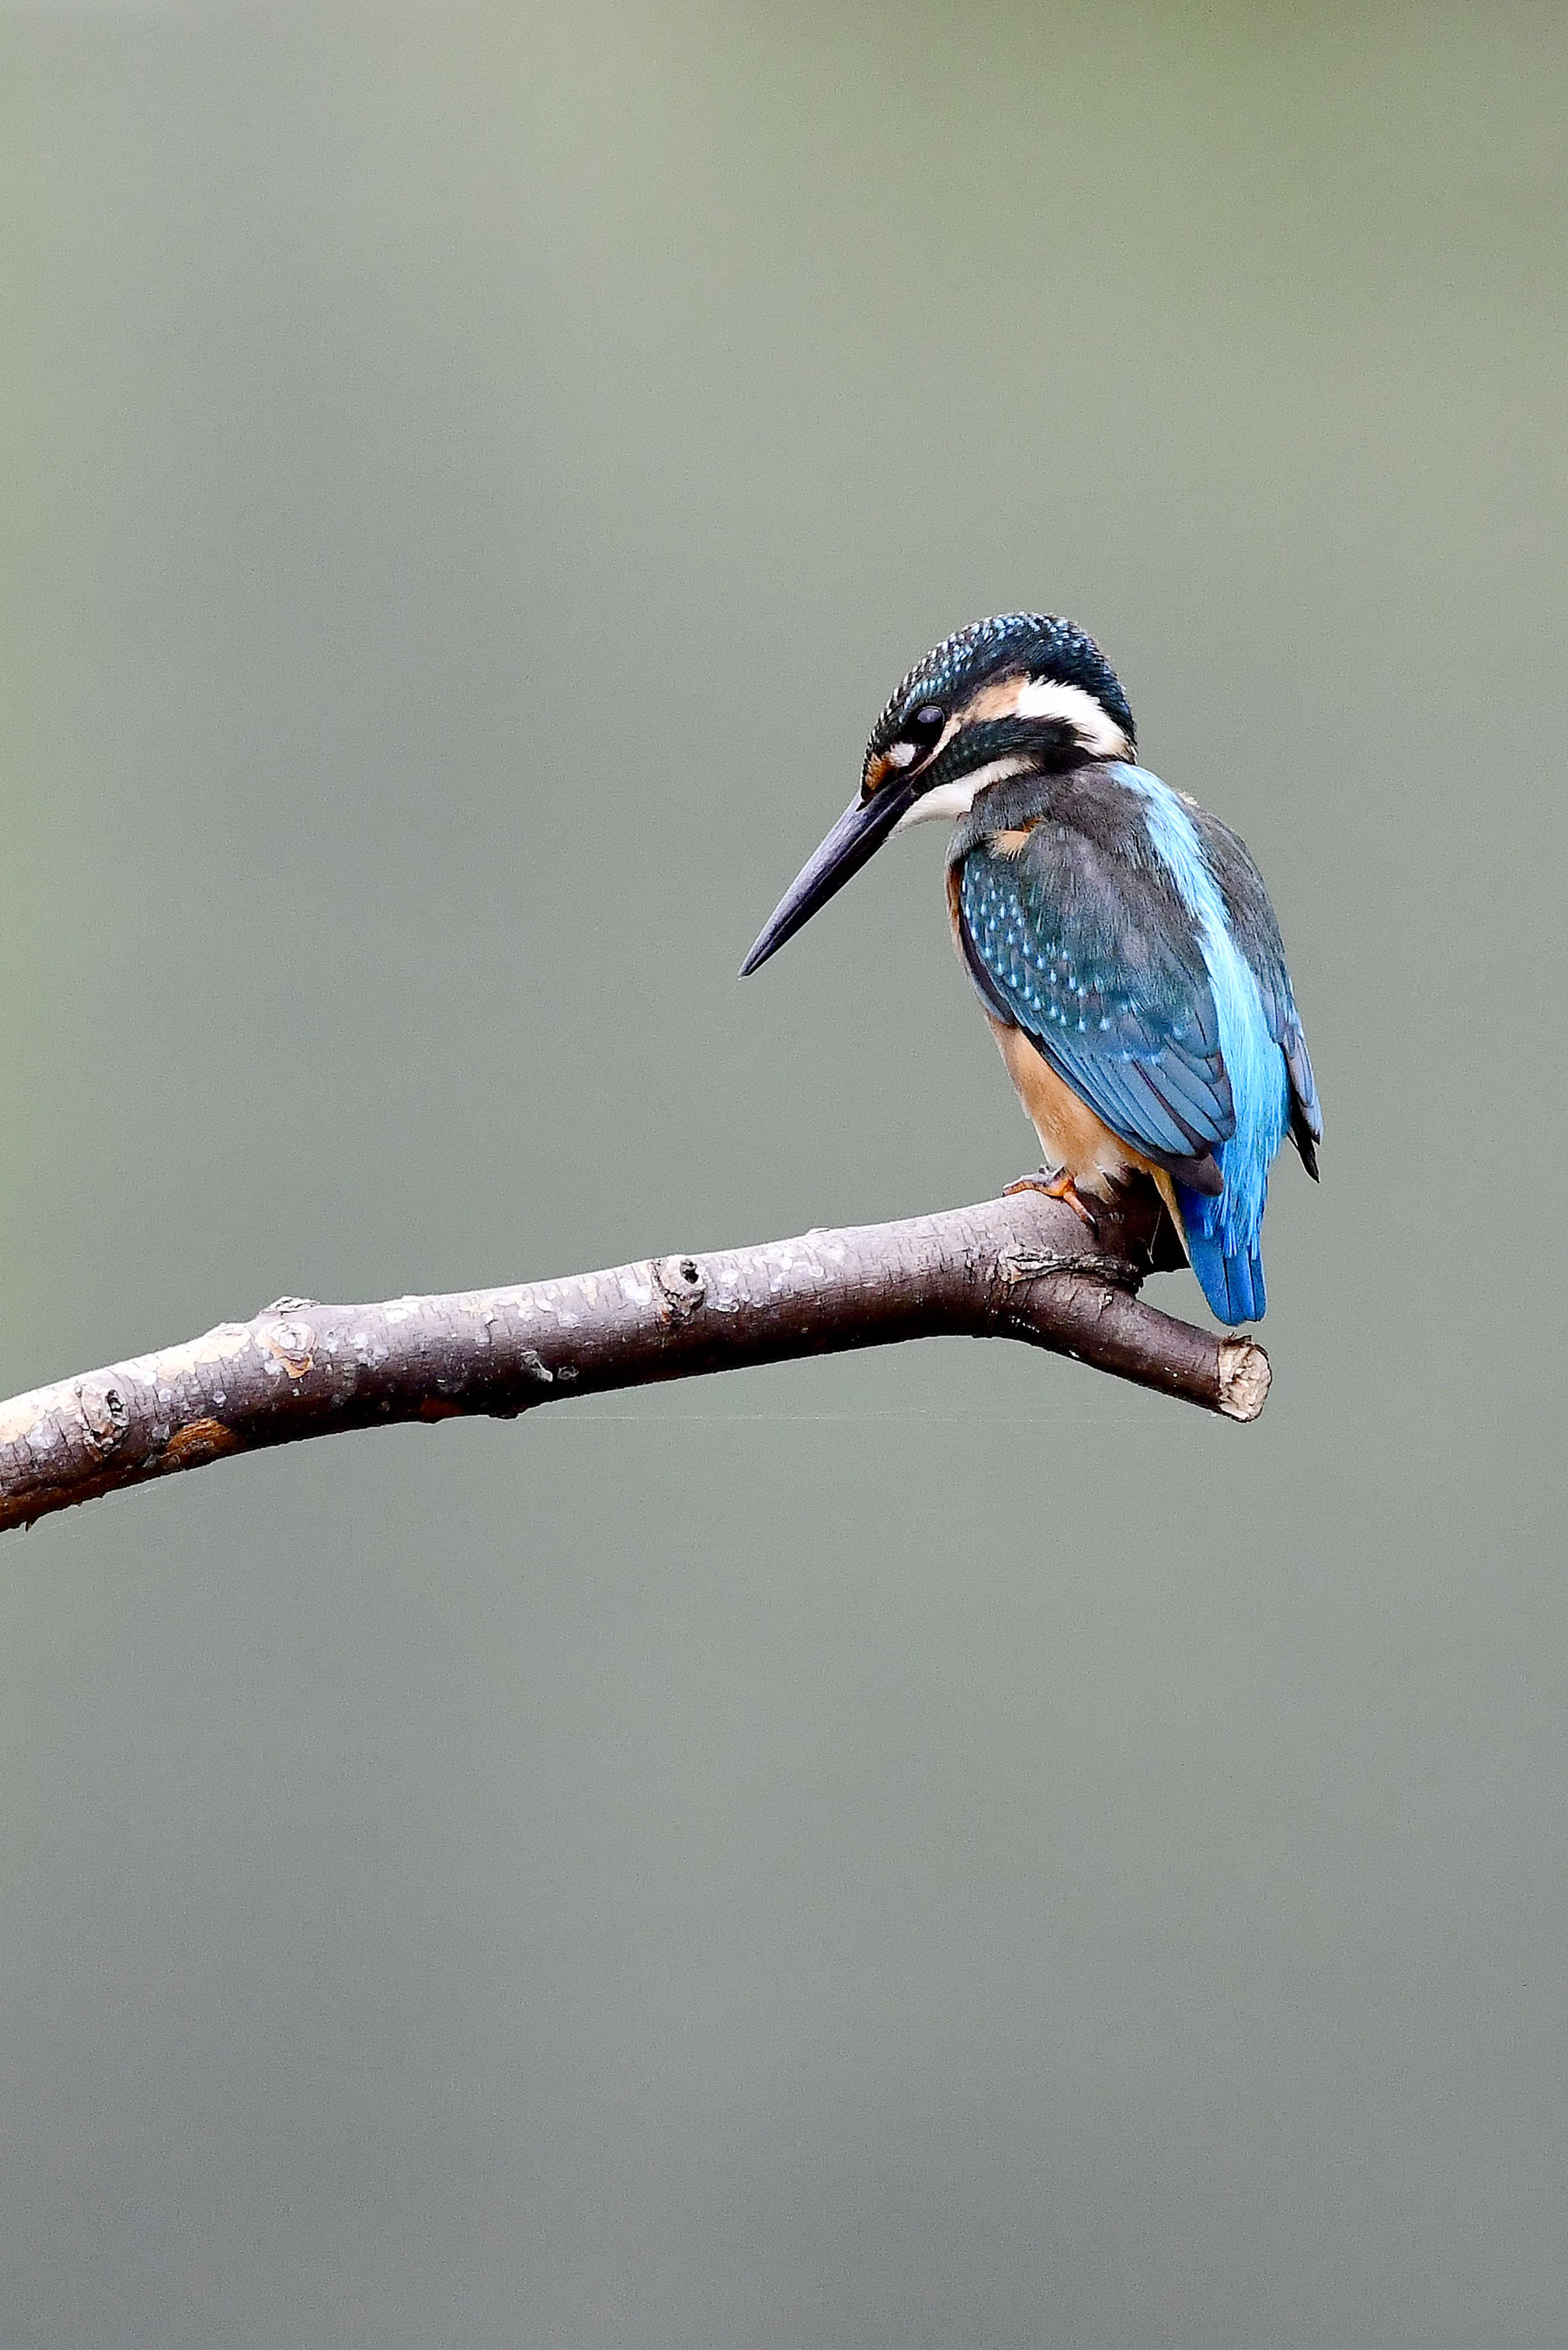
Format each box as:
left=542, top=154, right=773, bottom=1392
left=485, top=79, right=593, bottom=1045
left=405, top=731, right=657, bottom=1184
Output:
left=1187, top=805, right=1322, bottom=1176
left=956, top=819, right=1235, bottom=1188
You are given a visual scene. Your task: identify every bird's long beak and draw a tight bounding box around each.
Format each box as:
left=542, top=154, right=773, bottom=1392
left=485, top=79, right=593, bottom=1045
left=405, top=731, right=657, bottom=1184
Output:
left=739, top=782, right=916, bottom=976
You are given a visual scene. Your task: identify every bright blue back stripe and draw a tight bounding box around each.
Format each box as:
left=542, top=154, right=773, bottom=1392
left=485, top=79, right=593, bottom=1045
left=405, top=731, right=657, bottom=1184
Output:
left=1113, top=765, right=1287, bottom=1319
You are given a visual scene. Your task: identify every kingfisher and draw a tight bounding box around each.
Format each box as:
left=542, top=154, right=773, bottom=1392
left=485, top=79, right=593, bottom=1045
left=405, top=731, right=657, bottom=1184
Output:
left=740, top=614, right=1320, bottom=1324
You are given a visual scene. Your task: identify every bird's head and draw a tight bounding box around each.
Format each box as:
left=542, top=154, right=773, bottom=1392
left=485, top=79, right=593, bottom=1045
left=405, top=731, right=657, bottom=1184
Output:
left=741, top=612, right=1135, bottom=977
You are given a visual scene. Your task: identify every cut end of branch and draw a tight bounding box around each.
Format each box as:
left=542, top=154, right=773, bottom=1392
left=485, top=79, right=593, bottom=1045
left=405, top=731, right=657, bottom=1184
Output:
left=1216, top=1335, right=1272, bottom=1421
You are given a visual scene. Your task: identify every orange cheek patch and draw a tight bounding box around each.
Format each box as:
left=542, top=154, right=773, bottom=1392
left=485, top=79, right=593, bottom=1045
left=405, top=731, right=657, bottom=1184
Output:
left=965, top=673, right=1030, bottom=724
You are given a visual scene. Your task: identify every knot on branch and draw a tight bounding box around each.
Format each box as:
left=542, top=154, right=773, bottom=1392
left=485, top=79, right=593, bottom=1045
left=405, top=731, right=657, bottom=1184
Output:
left=260, top=1317, right=316, bottom=1379
left=651, top=1255, right=706, bottom=1325
left=77, top=1376, right=130, bottom=1457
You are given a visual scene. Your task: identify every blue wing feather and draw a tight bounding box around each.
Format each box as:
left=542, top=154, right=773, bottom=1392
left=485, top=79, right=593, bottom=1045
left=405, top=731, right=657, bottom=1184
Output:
left=954, top=767, right=1316, bottom=1326
left=956, top=830, right=1233, bottom=1175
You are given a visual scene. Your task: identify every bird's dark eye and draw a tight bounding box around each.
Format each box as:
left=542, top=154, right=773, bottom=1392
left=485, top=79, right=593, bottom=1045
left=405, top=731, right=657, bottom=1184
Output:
left=884, top=702, right=946, bottom=772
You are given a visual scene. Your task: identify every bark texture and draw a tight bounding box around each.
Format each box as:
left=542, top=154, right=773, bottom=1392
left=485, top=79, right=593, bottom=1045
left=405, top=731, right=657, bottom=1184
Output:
left=0, top=1188, right=1269, bottom=1534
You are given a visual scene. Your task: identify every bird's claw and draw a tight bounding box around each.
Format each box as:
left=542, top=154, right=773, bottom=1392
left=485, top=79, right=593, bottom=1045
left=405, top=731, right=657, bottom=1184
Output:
left=1002, top=1167, right=1101, bottom=1233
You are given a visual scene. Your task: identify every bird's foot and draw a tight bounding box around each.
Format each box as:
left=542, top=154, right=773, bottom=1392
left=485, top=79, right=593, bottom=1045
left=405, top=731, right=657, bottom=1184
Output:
left=1002, top=1167, right=1101, bottom=1233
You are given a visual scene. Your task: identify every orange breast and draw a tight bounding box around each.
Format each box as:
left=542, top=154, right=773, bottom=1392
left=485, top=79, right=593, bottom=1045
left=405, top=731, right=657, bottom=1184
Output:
left=986, top=1015, right=1182, bottom=1226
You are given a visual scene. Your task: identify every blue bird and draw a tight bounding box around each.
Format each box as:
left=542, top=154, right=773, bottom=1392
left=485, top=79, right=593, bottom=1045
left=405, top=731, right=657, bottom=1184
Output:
left=741, top=614, right=1320, bottom=1324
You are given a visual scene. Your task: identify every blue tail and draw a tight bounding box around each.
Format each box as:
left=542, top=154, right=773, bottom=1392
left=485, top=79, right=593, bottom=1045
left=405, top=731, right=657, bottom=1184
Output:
left=1179, top=1192, right=1267, bottom=1326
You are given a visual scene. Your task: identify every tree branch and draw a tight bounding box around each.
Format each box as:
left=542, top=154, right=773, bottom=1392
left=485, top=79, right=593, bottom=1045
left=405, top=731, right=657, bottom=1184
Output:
left=0, top=1188, right=1269, bottom=1534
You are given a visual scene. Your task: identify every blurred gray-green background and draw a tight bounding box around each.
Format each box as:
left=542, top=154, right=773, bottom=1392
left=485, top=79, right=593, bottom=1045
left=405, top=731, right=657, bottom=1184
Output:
left=1, top=3, right=1564, bottom=2343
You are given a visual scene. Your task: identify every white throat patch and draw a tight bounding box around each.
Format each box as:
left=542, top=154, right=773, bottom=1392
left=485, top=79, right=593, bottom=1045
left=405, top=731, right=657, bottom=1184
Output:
left=891, top=756, right=1037, bottom=831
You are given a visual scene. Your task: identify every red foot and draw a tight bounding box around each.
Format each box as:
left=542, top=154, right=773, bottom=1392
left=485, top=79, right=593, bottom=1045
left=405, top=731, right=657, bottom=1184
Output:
left=1002, top=1167, right=1101, bottom=1232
